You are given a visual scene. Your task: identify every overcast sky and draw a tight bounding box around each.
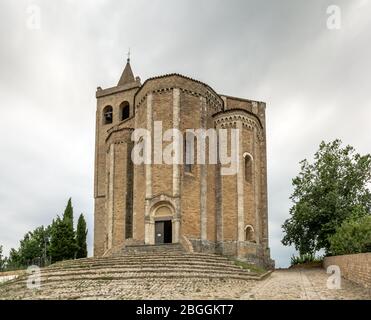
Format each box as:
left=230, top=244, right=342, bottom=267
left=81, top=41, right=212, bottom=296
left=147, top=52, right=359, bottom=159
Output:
left=0, top=0, right=370, bottom=267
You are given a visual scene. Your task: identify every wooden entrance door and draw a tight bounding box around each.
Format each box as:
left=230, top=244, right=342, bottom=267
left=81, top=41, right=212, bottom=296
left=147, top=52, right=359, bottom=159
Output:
left=155, top=220, right=172, bottom=244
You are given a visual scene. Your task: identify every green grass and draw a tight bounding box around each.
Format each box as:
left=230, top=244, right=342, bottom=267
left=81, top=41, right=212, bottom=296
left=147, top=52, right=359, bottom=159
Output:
left=232, top=260, right=267, bottom=274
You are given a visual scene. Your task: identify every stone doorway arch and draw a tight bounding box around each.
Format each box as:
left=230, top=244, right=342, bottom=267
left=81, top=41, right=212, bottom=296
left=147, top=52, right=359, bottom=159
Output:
left=145, top=200, right=179, bottom=245
left=153, top=204, right=173, bottom=244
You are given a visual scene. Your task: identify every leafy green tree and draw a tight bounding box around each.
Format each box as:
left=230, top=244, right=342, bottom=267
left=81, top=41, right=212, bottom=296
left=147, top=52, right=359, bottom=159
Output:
left=17, top=226, right=52, bottom=266
left=76, top=214, right=88, bottom=259
left=32, top=225, right=52, bottom=261
left=329, top=215, right=371, bottom=255
left=282, top=139, right=371, bottom=255
left=4, top=198, right=87, bottom=267
left=6, top=248, right=22, bottom=270
left=19, top=233, right=40, bottom=264
left=49, top=217, right=78, bottom=262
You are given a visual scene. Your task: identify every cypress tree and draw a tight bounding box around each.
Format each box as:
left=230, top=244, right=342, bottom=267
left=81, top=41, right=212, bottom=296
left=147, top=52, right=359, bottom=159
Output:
left=61, top=198, right=77, bottom=258
left=76, top=214, right=88, bottom=259
left=63, top=198, right=74, bottom=229
left=49, top=217, right=77, bottom=262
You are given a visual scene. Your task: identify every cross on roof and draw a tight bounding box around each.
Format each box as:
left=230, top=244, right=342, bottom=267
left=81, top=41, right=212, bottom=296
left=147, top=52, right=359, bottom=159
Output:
left=127, top=48, right=131, bottom=63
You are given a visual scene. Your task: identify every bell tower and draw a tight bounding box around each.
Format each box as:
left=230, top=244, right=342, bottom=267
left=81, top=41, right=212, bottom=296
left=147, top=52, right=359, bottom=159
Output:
left=93, top=57, right=141, bottom=256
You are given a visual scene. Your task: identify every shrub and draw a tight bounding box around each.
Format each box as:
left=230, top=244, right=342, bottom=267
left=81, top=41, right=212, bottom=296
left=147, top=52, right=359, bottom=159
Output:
left=329, top=215, right=371, bottom=256
left=290, top=253, right=322, bottom=266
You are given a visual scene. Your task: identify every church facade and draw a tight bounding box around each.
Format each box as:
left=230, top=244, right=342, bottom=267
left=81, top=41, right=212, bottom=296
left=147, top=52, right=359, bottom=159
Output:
left=94, top=59, right=273, bottom=267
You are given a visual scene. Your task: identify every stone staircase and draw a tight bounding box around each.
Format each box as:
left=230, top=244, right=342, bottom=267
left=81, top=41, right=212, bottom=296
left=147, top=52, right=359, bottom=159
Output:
left=120, top=243, right=185, bottom=254
left=0, top=246, right=270, bottom=299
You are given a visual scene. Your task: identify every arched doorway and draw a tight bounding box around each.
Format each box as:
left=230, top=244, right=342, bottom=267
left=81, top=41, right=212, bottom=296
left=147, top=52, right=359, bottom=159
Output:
left=153, top=204, right=173, bottom=244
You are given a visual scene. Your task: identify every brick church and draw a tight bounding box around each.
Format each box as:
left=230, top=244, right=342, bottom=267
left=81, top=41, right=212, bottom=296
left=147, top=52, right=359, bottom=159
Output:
left=94, top=58, right=273, bottom=267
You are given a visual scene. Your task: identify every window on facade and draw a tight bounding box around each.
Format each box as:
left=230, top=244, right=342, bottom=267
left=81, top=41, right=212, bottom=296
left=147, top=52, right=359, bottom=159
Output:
left=244, top=155, right=252, bottom=183
left=120, top=101, right=130, bottom=121
left=245, top=226, right=255, bottom=242
left=184, top=134, right=193, bottom=173
left=103, top=106, right=113, bottom=124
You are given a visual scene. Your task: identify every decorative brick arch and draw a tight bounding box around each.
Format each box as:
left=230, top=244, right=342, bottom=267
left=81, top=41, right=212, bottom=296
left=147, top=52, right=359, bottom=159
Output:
left=145, top=195, right=180, bottom=245
left=150, top=201, right=175, bottom=219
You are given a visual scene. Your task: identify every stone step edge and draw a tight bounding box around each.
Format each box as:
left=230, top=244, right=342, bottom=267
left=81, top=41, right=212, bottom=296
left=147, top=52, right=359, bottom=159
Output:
left=32, top=269, right=257, bottom=281
left=38, top=266, right=257, bottom=278
left=51, top=260, right=233, bottom=269
left=45, top=263, right=242, bottom=273
left=52, top=256, right=232, bottom=266
left=1, top=272, right=272, bottom=292
left=8, top=268, right=261, bottom=284
left=52, top=253, right=231, bottom=264
left=48, top=259, right=236, bottom=269
left=9, top=273, right=262, bottom=287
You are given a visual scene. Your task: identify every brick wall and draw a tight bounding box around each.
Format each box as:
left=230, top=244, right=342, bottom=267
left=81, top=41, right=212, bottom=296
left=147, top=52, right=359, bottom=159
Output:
left=94, top=72, right=272, bottom=266
left=323, top=253, right=371, bottom=288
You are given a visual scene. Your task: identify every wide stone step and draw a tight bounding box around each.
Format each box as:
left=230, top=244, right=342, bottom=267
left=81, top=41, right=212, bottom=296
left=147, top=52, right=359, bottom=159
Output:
left=4, top=262, right=260, bottom=288
left=53, top=252, right=230, bottom=263
left=50, top=257, right=233, bottom=269
left=52, top=265, right=253, bottom=277
left=50, top=259, right=238, bottom=268
left=48, top=262, right=234, bottom=272
left=46, top=261, right=241, bottom=273
left=9, top=270, right=260, bottom=288
left=121, top=244, right=185, bottom=253
left=56, top=252, right=230, bottom=261
left=38, top=264, right=254, bottom=278
left=52, top=256, right=231, bottom=265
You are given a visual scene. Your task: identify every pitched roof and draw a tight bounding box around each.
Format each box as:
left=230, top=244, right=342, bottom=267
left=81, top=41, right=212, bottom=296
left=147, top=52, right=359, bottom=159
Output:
left=117, top=60, right=135, bottom=86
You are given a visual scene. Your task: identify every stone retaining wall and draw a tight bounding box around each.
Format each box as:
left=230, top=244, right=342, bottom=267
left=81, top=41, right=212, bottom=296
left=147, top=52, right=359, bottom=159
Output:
left=323, top=253, right=371, bottom=288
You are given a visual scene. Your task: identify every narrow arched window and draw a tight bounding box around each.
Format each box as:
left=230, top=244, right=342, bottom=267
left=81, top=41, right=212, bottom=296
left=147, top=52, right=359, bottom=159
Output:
left=244, top=154, right=253, bottom=183
left=184, top=134, right=193, bottom=173
left=103, top=106, right=113, bottom=125
left=120, top=101, right=130, bottom=121
left=245, top=225, right=255, bottom=242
